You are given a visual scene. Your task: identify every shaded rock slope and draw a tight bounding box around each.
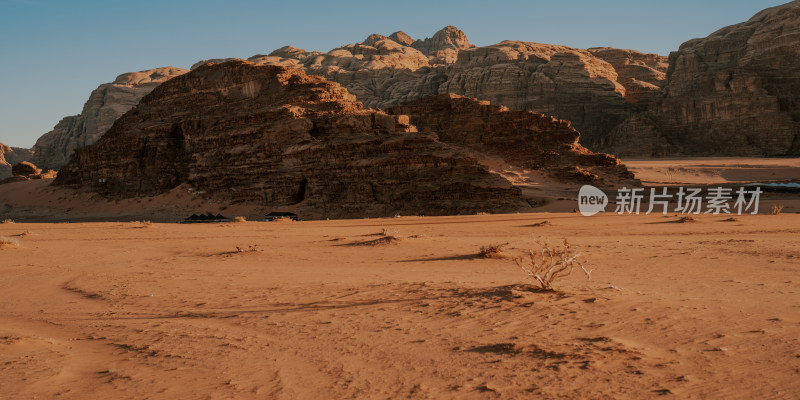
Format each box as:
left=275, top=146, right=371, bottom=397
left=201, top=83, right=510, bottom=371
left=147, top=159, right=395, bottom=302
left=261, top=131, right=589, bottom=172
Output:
left=53, top=61, right=531, bottom=219
left=388, top=94, right=637, bottom=186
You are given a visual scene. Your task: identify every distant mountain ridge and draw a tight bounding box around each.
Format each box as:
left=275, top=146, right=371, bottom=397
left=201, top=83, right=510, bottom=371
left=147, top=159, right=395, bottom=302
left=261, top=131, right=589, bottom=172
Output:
left=24, top=2, right=800, bottom=170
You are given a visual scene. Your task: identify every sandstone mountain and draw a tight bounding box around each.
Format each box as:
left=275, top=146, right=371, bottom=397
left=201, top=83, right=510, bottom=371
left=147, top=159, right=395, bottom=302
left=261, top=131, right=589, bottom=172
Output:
left=33, top=27, right=667, bottom=169
left=31, top=7, right=800, bottom=166
left=0, top=142, right=33, bottom=179
left=214, top=26, right=668, bottom=148
left=53, top=61, right=531, bottom=219
left=32, top=67, right=188, bottom=170
left=607, top=1, right=800, bottom=157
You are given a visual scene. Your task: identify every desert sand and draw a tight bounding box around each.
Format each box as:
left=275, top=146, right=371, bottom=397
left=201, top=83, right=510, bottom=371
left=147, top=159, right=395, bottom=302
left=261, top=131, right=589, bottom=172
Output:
left=1, top=158, right=799, bottom=399
left=1, top=211, right=799, bottom=399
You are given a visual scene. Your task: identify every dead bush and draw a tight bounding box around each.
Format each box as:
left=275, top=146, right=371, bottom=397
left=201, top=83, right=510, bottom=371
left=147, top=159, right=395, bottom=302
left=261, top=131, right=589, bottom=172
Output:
left=234, top=216, right=247, bottom=223
left=479, top=243, right=507, bottom=258
left=1, top=219, right=13, bottom=224
left=514, top=239, right=593, bottom=291
left=235, top=244, right=262, bottom=253
left=380, top=227, right=399, bottom=238
left=770, top=205, right=784, bottom=215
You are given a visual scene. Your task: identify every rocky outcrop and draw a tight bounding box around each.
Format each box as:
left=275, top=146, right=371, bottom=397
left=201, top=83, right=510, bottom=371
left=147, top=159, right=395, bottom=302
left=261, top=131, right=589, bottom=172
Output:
left=32, top=67, right=188, bottom=170
left=388, top=94, right=638, bottom=186
left=53, top=61, right=529, bottom=219
left=410, top=25, right=472, bottom=54
left=0, top=161, right=56, bottom=185
left=235, top=28, right=656, bottom=148
left=12, top=161, right=39, bottom=177
left=0, top=143, right=33, bottom=179
left=607, top=1, right=800, bottom=156
left=588, top=48, right=668, bottom=108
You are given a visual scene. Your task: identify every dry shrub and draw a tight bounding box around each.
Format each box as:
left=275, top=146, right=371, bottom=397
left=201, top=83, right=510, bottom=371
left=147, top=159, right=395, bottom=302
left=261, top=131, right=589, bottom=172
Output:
left=0, top=236, right=20, bottom=248
left=234, top=216, right=247, bottom=223
left=770, top=205, right=784, bottom=215
left=381, top=227, right=399, bottom=238
left=141, top=220, right=153, bottom=227
left=514, top=239, right=593, bottom=290
left=272, top=217, right=293, bottom=223
left=479, top=243, right=507, bottom=258
left=1, top=219, right=14, bottom=224
left=677, top=216, right=695, bottom=223
left=235, top=244, right=262, bottom=253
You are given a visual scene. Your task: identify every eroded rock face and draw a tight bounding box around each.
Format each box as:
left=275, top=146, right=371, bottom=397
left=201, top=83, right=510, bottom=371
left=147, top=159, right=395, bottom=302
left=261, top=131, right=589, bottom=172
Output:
left=588, top=48, right=668, bottom=108
left=0, top=160, right=55, bottom=184
left=195, top=26, right=666, bottom=149
left=410, top=25, right=472, bottom=54
left=388, top=94, right=638, bottom=186
left=607, top=2, right=800, bottom=156
left=32, top=67, right=188, bottom=170
left=53, top=61, right=528, bottom=219
left=0, top=143, right=33, bottom=179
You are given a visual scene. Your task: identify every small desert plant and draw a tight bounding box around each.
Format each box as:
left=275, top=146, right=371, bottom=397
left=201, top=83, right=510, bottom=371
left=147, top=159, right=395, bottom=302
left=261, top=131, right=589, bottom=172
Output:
left=479, top=243, right=507, bottom=258
left=235, top=244, right=262, bottom=253
left=234, top=216, right=247, bottom=223
left=770, top=204, right=784, bottom=215
left=514, top=239, right=593, bottom=290
left=0, top=236, right=20, bottom=248
left=1, top=219, right=13, bottom=224
left=141, top=220, right=153, bottom=227
left=272, top=217, right=293, bottom=223
left=380, top=227, right=399, bottom=238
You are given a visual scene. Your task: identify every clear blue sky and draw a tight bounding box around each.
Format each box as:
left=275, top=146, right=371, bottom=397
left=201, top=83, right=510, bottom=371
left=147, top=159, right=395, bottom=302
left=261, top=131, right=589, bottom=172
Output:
left=0, top=0, right=790, bottom=148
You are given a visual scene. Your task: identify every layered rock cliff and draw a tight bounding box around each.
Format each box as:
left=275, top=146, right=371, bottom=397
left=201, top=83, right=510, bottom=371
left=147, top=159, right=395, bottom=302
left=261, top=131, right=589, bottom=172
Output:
left=212, top=26, right=665, bottom=148
left=32, top=67, right=188, bottom=170
left=607, top=1, right=800, bottom=156
left=588, top=48, right=668, bottom=108
left=388, top=94, right=637, bottom=186
left=34, top=26, right=668, bottom=168
left=0, top=143, right=33, bottom=179
left=53, top=61, right=529, bottom=219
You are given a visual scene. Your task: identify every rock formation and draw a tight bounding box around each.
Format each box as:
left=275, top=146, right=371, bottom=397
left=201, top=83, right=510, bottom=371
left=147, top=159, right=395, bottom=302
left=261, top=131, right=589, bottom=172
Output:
left=35, top=26, right=670, bottom=168
left=53, top=61, right=529, bottom=219
left=203, top=26, right=666, bottom=148
left=588, top=48, right=668, bottom=108
left=607, top=1, right=800, bottom=157
left=0, top=143, right=33, bottom=179
left=11, top=161, right=39, bottom=177
left=0, top=161, right=56, bottom=184
left=43, top=6, right=800, bottom=162
left=32, top=67, right=188, bottom=170
left=388, top=94, right=637, bottom=186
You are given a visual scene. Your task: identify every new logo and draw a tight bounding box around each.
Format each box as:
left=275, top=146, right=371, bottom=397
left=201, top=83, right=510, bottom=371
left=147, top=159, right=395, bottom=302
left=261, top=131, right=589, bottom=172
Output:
left=578, top=185, right=608, bottom=216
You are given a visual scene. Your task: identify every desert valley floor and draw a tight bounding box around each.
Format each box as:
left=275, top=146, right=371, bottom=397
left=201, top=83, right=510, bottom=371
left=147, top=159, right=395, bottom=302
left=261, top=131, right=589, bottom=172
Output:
left=1, top=212, right=799, bottom=399
left=1, top=158, right=800, bottom=399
